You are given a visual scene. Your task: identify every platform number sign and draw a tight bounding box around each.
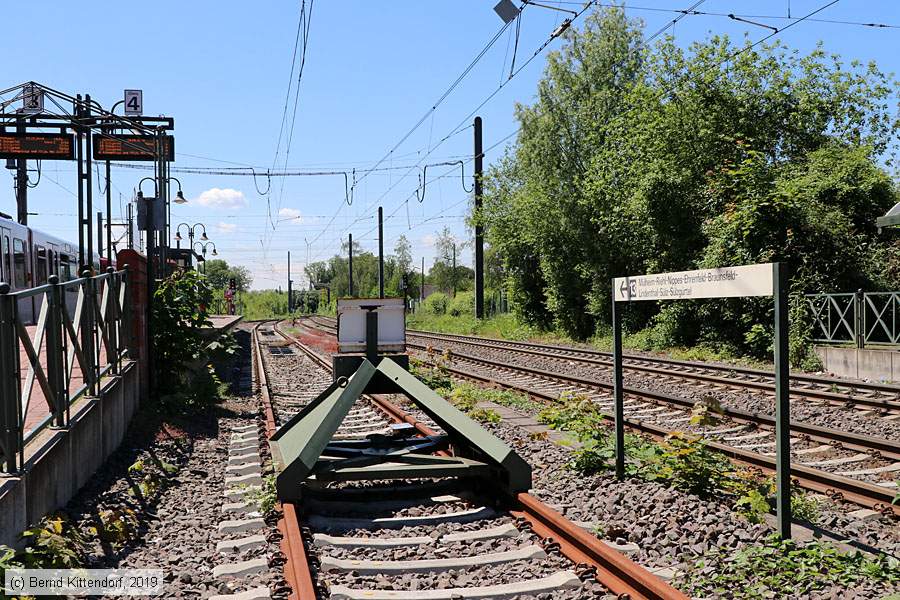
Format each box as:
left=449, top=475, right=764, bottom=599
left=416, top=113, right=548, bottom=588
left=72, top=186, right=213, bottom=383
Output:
left=21, top=84, right=43, bottom=114
left=124, top=89, right=143, bottom=116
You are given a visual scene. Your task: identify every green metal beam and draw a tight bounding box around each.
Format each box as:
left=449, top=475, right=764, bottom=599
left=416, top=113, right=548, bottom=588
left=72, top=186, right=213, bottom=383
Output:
left=270, top=360, right=376, bottom=499
left=376, top=358, right=532, bottom=493
left=269, top=357, right=532, bottom=499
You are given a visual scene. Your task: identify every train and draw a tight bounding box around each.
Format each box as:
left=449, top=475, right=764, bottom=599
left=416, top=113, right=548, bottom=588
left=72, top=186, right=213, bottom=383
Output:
left=1, top=212, right=104, bottom=323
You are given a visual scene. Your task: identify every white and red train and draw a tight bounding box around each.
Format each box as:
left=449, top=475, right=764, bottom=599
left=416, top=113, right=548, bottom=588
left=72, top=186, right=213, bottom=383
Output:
left=1, top=212, right=104, bottom=322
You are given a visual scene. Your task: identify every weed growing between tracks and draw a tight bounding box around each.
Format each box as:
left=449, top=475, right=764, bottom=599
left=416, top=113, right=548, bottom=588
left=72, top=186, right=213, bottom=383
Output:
left=536, top=392, right=825, bottom=524
left=677, top=534, right=900, bottom=599
left=410, top=358, right=538, bottom=423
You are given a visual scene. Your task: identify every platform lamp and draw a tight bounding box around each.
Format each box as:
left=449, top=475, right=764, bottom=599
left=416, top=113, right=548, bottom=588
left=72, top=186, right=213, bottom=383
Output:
left=175, top=222, right=208, bottom=251
left=193, top=241, right=218, bottom=274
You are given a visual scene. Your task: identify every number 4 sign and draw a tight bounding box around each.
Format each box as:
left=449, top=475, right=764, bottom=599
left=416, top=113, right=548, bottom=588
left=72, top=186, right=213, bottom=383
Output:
left=124, top=89, right=143, bottom=116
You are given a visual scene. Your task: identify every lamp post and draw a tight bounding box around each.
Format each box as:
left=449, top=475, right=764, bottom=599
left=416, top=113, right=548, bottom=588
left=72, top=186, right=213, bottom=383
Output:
left=175, top=222, right=208, bottom=251
left=193, top=241, right=218, bottom=274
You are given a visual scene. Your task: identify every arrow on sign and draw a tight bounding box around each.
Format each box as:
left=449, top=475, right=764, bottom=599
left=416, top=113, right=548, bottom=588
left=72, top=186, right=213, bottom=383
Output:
left=620, top=280, right=629, bottom=299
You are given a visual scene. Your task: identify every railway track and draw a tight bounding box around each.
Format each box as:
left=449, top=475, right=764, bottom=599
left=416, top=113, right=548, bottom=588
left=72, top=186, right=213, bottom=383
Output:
left=252, top=322, right=689, bottom=600
left=299, top=316, right=899, bottom=516
left=308, top=315, right=900, bottom=415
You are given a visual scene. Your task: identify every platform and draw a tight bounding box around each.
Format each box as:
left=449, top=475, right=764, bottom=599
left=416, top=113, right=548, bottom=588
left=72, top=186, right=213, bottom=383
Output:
left=202, top=315, right=245, bottom=338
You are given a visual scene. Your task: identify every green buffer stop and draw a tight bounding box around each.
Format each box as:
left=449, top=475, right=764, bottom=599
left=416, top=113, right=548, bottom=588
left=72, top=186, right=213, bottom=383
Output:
left=269, top=356, right=532, bottom=501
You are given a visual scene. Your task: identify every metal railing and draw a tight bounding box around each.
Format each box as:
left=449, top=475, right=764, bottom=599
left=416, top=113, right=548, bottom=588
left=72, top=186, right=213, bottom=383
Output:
left=806, top=290, right=900, bottom=347
left=0, top=268, right=130, bottom=474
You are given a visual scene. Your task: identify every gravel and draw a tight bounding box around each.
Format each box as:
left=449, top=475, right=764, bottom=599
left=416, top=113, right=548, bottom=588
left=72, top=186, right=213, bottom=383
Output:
left=412, top=335, right=900, bottom=442
left=62, top=325, right=288, bottom=599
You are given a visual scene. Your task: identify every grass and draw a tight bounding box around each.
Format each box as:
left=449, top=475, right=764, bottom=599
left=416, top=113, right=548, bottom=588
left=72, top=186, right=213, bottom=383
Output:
left=407, top=310, right=774, bottom=370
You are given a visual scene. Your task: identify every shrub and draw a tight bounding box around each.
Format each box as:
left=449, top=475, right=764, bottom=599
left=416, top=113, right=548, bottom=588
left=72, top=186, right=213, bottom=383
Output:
left=423, top=292, right=449, bottom=315
left=654, top=433, right=733, bottom=498
left=448, top=291, right=475, bottom=317
left=537, top=391, right=606, bottom=440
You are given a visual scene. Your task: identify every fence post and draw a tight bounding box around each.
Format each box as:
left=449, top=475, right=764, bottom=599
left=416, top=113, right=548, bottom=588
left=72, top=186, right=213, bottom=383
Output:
left=120, top=266, right=131, bottom=361
left=46, top=276, right=68, bottom=428
left=855, top=289, right=864, bottom=349
left=81, top=267, right=98, bottom=396
left=106, top=267, right=119, bottom=375
left=0, top=283, right=22, bottom=473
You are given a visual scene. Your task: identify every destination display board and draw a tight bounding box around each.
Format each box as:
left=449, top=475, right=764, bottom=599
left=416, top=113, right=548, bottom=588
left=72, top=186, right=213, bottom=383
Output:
left=92, top=134, right=174, bottom=161
left=0, top=132, right=75, bottom=159
left=613, top=263, right=773, bottom=302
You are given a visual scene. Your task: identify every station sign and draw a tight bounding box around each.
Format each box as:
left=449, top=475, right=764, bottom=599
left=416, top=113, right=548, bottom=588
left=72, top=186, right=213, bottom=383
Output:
left=20, top=84, right=43, bottom=114
left=124, top=89, right=143, bottom=116
left=0, top=132, right=75, bottom=159
left=92, top=134, right=174, bottom=161
left=613, top=263, right=773, bottom=302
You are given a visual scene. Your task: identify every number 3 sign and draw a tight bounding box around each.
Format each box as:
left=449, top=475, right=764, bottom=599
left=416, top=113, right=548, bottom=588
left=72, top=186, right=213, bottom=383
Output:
left=124, top=90, right=143, bottom=116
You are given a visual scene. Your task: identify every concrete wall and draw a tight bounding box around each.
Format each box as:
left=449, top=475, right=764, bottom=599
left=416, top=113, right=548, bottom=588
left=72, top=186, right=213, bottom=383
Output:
left=0, top=361, right=140, bottom=548
left=814, top=345, right=900, bottom=382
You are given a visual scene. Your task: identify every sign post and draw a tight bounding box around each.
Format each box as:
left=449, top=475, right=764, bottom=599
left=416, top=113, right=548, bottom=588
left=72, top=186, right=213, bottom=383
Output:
left=611, top=263, right=792, bottom=538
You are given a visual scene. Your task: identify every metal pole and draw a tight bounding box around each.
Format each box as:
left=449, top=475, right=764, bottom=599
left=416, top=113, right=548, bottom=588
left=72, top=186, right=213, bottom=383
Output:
left=0, top=283, right=22, bottom=473
left=612, top=285, right=625, bottom=480
left=85, top=94, right=94, bottom=269
left=105, top=160, right=112, bottom=265
left=287, top=251, right=292, bottom=313
left=378, top=206, right=384, bottom=298
left=97, top=212, right=103, bottom=261
left=127, top=203, right=133, bottom=249
left=76, top=95, right=85, bottom=267
left=773, top=262, right=792, bottom=539
left=474, top=116, right=484, bottom=318
left=14, top=121, right=27, bottom=226
left=348, top=233, right=354, bottom=297
left=160, top=133, right=169, bottom=274
left=421, top=256, right=425, bottom=300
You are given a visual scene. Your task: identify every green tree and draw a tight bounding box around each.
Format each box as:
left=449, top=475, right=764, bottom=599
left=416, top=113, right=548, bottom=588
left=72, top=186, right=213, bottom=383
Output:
left=203, top=259, right=252, bottom=292
left=483, top=5, right=900, bottom=356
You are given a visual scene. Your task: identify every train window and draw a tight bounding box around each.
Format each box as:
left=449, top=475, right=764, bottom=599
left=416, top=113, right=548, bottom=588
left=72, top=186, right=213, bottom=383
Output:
left=2, top=236, right=9, bottom=286
left=35, top=246, right=47, bottom=285
left=59, top=254, right=71, bottom=281
left=13, top=239, right=26, bottom=288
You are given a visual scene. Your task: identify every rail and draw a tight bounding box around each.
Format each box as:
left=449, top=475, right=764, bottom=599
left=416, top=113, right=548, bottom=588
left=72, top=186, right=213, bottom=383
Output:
left=807, top=291, right=900, bottom=347
left=0, top=267, right=130, bottom=474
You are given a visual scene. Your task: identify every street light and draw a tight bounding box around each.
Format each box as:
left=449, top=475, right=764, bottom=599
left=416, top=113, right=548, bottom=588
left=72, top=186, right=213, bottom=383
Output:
left=175, top=222, right=208, bottom=250
left=170, top=176, right=188, bottom=204
left=193, top=241, right=218, bottom=273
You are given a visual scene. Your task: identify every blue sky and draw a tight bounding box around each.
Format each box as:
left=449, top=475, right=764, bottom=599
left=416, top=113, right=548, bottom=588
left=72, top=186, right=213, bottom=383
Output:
left=2, top=1, right=899, bottom=289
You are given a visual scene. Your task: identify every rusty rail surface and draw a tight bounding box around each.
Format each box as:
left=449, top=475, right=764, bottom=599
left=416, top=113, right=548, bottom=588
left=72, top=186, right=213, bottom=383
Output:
left=251, top=323, right=316, bottom=600
left=443, top=356, right=900, bottom=518
left=273, top=319, right=690, bottom=600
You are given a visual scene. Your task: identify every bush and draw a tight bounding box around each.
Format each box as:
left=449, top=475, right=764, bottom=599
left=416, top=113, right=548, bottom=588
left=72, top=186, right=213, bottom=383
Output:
left=448, top=291, right=475, bottom=317
left=423, top=292, right=449, bottom=315
left=152, top=270, right=227, bottom=412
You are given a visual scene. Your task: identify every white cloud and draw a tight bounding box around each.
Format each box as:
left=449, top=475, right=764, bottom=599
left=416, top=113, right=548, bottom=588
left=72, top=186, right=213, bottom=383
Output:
left=278, top=207, right=302, bottom=223
left=420, top=234, right=436, bottom=247
left=194, top=188, right=247, bottom=210
left=216, top=222, right=237, bottom=234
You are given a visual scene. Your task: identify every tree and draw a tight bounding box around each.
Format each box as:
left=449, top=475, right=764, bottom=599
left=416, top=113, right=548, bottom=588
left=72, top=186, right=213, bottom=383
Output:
left=203, top=259, right=251, bottom=292
left=394, top=235, right=412, bottom=273
left=432, top=227, right=471, bottom=296
left=483, top=5, right=900, bottom=356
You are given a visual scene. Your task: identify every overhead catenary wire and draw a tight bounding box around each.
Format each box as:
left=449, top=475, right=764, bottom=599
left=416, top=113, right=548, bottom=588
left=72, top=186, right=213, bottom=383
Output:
left=311, top=0, right=841, bottom=273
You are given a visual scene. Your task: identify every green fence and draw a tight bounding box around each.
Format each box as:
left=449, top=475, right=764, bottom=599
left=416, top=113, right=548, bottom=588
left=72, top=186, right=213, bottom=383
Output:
left=806, top=291, right=900, bottom=347
left=0, top=268, right=130, bottom=474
